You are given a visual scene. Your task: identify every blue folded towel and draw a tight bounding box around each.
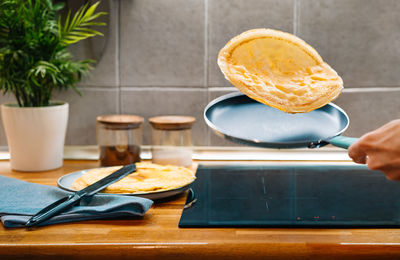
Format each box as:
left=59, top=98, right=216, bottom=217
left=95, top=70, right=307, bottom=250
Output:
left=0, top=175, right=153, bottom=228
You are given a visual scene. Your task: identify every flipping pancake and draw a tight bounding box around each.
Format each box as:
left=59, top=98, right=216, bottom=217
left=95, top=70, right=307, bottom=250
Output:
left=71, top=162, right=196, bottom=194
left=218, top=28, right=343, bottom=113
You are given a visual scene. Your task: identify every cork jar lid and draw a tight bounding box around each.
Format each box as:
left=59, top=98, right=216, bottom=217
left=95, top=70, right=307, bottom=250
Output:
left=149, top=115, right=196, bottom=130
left=97, top=114, right=144, bottom=128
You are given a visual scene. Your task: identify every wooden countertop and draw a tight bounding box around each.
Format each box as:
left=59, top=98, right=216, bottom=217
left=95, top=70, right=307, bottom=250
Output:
left=1, top=160, right=400, bottom=260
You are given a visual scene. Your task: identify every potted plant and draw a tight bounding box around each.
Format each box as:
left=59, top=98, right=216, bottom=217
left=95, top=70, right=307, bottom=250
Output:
left=0, top=0, right=106, bottom=171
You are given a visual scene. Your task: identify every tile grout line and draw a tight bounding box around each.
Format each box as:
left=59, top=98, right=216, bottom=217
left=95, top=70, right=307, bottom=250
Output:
left=119, top=85, right=208, bottom=88
left=78, top=87, right=120, bottom=91
left=204, top=0, right=209, bottom=89
left=204, top=0, right=211, bottom=146
left=119, top=86, right=206, bottom=91
left=343, top=87, right=400, bottom=92
left=116, top=0, right=121, bottom=114
left=293, top=0, right=299, bottom=35
left=77, top=86, right=400, bottom=93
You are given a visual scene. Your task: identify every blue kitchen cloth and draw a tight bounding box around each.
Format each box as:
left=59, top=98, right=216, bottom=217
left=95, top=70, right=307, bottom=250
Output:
left=0, top=175, right=153, bottom=228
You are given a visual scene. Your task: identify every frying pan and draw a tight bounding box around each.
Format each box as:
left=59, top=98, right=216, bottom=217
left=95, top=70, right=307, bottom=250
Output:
left=204, top=92, right=358, bottom=149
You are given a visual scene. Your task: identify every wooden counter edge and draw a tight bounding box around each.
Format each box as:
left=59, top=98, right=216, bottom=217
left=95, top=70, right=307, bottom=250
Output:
left=1, top=242, right=400, bottom=260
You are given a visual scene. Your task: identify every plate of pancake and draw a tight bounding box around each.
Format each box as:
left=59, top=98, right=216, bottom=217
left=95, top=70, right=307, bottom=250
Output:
left=58, top=162, right=196, bottom=200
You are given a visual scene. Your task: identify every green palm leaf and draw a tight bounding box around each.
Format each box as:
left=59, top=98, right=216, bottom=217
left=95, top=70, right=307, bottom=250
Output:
left=0, top=0, right=107, bottom=107
left=60, top=1, right=107, bottom=45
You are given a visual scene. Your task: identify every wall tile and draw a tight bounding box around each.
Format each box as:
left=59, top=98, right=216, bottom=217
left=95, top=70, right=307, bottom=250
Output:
left=208, top=0, right=295, bottom=87
left=120, top=0, right=205, bottom=87
left=68, top=0, right=118, bottom=87
left=120, top=88, right=208, bottom=145
left=298, top=0, right=400, bottom=87
left=334, top=89, right=400, bottom=137
left=3, top=0, right=398, bottom=149
left=53, top=88, right=119, bottom=145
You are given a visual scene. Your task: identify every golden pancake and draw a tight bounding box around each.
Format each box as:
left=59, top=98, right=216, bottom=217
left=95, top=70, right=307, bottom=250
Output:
left=218, top=28, right=343, bottom=113
left=71, top=162, right=196, bottom=194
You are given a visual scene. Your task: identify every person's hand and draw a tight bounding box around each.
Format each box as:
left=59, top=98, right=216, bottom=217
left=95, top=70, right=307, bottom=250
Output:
left=348, top=119, right=400, bottom=181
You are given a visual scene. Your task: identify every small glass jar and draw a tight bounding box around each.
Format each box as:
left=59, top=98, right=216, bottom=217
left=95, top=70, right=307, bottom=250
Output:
left=149, top=115, right=196, bottom=167
left=96, top=114, right=144, bottom=167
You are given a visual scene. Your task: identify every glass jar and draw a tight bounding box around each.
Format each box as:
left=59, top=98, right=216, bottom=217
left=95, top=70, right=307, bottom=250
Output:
left=96, top=114, right=144, bottom=167
left=149, top=115, right=196, bottom=167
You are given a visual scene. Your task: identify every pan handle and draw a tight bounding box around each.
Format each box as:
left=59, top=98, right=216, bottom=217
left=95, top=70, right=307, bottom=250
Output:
left=329, top=136, right=359, bottom=149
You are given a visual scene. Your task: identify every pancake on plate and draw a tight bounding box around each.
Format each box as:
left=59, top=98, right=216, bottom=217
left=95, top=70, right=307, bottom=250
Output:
left=218, top=28, right=343, bottom=113
left=71, top=162, right=196, bottom=194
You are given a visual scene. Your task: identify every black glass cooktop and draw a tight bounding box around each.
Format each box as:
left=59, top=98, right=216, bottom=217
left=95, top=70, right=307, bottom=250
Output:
left=179, top=164, right=400, bottom=228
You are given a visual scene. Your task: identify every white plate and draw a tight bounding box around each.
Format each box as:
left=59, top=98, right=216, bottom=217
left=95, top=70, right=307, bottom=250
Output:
left=57, top=169, right=194, bottom=200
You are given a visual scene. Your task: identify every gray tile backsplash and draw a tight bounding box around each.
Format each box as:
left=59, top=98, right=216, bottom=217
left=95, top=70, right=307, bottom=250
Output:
left=2, top=0, right=398, bottom=147
left=334, top=88, right=400, bottom=137
left=120, top=0, right=205, bottom=87
left=298, top=0, right=400, bottom=87
left=54, top=88, right=119, bottom=145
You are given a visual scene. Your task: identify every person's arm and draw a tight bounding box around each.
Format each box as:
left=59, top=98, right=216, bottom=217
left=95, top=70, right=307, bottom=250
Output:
left=348, top=119, right=400, bottom=181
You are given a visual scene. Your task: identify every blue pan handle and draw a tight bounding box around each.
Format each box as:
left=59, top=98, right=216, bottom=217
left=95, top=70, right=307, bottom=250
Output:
left=329, top=136, right=359, bottom=149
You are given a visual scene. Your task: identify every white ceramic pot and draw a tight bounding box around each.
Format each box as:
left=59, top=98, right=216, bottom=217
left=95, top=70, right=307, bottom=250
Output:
left=1, top=102, right=69, bottom=172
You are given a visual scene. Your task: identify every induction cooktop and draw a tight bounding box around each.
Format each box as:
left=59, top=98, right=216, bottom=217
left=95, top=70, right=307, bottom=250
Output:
left=179, top=164, right=400, bottom=228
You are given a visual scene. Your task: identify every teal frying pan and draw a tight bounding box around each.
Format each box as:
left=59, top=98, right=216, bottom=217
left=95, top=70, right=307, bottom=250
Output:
left=204, top=92, right=358, bottom=149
